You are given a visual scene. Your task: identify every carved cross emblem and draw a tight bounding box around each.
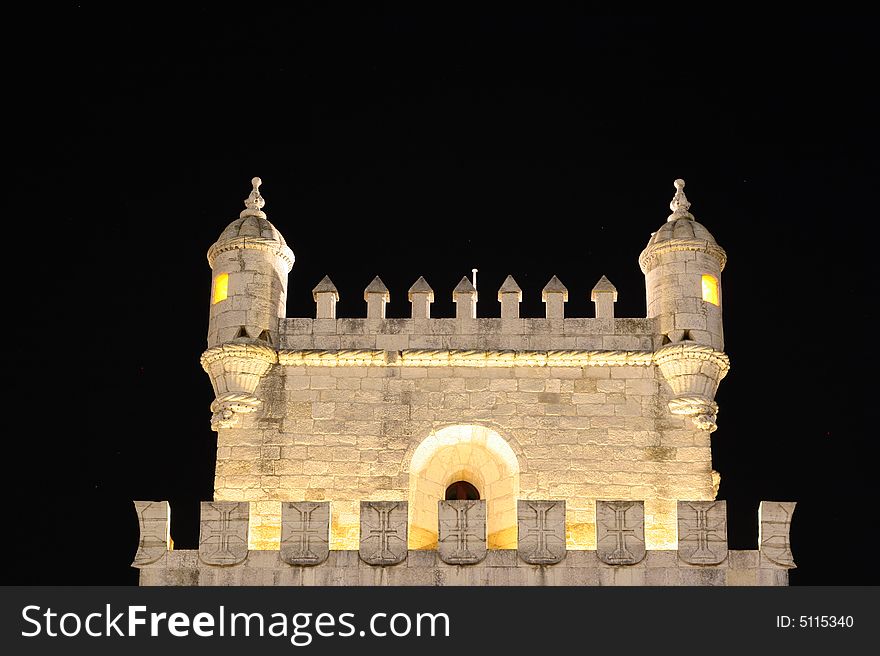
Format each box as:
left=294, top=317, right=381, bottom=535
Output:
left=198, top=501, right=249, bottom=566
left=517, top=500, right=566, bottom=564
left=281, top=501, right=330, bottom=566
left=439, top=500, right=486, bottom=564
left=597, top=500, right=646, bottom=565
left=359, top=501, right=408, bottom=565
left=678, top=500, right=728, bottom=565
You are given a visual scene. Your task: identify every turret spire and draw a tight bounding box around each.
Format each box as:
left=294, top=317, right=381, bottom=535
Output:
left=667, top=178, right=694, bottom=222
left=241, top=176, right=267, bottom=219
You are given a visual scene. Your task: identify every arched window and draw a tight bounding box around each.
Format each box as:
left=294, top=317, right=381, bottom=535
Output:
left=408, top=424, right=520, bottom=549
left=445, top=480, right=480, bottom=501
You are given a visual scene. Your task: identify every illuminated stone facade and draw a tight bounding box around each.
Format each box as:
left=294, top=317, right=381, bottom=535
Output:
left=134, top=178, right=796, bottom=585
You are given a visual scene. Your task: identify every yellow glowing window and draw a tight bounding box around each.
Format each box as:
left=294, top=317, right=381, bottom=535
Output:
left=702, top=274, right=719, bottom=306
left=212, top=273, right=229, bottom=304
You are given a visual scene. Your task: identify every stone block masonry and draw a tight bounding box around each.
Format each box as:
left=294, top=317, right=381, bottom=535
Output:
left=214, top=353, right=717, bottom=552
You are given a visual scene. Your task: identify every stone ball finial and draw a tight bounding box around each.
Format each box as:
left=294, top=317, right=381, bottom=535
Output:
left=668, top=178, right=693, bottom=221
left=241, top=176, right=267, bottom=217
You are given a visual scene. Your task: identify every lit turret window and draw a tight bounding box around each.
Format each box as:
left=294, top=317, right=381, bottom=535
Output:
left=212, top=273, right=229, bottom=304
left=701, top=274, right=719, bottom=306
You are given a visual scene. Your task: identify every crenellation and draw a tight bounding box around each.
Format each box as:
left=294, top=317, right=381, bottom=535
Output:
left=136, top=498, right=791, bottom=586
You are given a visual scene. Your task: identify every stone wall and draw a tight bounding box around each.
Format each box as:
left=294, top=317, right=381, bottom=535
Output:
left=280, top=317, right=657, bottom=351
left=214, top=352, right=714, bottom=552
left=138, top=549, right=789, bottom=587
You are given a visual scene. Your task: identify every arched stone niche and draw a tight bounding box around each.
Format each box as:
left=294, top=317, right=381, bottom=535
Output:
left=408, top=424, right=520, bottom=549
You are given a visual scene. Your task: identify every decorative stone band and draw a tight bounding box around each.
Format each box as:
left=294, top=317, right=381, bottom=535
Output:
left=638, top=238, right=728, bottom=273
left=200, top=342, right=278, bottom=429
left=653, top=342, right=730, bottom=372
left=200, top=341, right=279, bottom=367
left=279, top=349, right=388, bottom=367
left=206, top=236, right=295, bottom=272
left=278, top=348, right=656, bottom=368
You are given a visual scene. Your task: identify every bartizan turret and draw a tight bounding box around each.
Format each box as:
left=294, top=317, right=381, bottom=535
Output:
left=640, top=179, right=729, bottom=432
left=201, top=177, right=294, bottom=430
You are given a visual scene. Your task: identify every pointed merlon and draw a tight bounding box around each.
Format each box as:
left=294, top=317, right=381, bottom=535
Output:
left=667, top=178, right=695, bottom=222
left=409, top=276, right=434, bottom=318
left=453, top=276, right=477, bottom=319
left=497, top=275, right=523, bottom=302
left=408, top=276, right=435, bottom=303
left=592, top=275, right=618, bottom=319
left=240, top=176, right=267, bottom=219
left=453, top=276, right=477, bottom=296
left=541, top=275, right=569, bottom=302
left=312, top=275, right=339, bottom=301
left=363, top=276, right=390, bottom=301
left=591, top=275, right=618, bottom=302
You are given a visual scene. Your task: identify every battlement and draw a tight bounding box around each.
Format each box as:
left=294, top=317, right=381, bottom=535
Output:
left=133, top=499, right=795, bottom=586
left=308, top=274, right=624, bottom=316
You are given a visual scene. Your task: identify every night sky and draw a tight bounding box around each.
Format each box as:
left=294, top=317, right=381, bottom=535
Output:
left=9, top=8, right=875, bottom=585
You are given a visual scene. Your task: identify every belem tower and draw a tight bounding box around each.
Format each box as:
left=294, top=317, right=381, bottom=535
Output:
left=133, top=178, right=795, bottom=586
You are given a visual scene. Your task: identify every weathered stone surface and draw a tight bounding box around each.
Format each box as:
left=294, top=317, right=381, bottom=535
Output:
left=199, top=501, right=249, bottom=566
left=438, top=500, right=487, bottom=565
left=759, top=501, right=796, bottom=568
left=517, top=500, right=566, bottom=564
left=677, top=500, right=727, bottom=565
left=597, top=500, right=646, bottom=565
left=140, top=547, right=788, bottom=587
left=132, top=501, right=171, bottom=567
left=408, top=276, right=435, bottom=319
left=312, top=276, right=339, bottom=319
left=281, top=501, right=330, bottom=565
left=359, top=501, right=408, bottom=565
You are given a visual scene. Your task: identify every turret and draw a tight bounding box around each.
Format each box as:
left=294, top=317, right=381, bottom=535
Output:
left=640, top=179, right=726, bottom=350
left=200, top=177, right=293, bottom=430
left=640, top=180, right=729, bottom=432
left=206, top=177, right=294, bottom=347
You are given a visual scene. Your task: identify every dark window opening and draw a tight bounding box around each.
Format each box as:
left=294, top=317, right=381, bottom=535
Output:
left=445, top=480, right=480, bottom=500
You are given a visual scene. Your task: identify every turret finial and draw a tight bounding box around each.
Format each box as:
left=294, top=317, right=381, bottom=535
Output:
left=668, top=178, right=694, bottom=221
left=241, top=176, right=267, bottom=218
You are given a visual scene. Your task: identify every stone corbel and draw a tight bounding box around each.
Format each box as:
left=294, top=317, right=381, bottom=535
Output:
left=654, top=343, right=730, bottom=432
left=200, top=341, right=278, bottom=430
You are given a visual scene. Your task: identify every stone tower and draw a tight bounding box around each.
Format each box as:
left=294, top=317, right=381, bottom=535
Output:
left=640, top=179, right=728, bottom=433
left=203, top=178, right=295, bottom=430
left=133, top=178, right=796, bottom=586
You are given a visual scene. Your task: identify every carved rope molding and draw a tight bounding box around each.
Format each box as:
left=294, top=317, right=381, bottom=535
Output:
left=638, top=239, right=728, bottom=273
left=277, top=348, right=658, bottom=368
left=653, top=343, right=731, bottom=378
left=206, top=236, right=295, bottom=271
left=200, top=341, right=279, bottom=368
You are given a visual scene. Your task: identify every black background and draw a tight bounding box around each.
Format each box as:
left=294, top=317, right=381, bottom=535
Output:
left=7, top=7, right=876, bottom=585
